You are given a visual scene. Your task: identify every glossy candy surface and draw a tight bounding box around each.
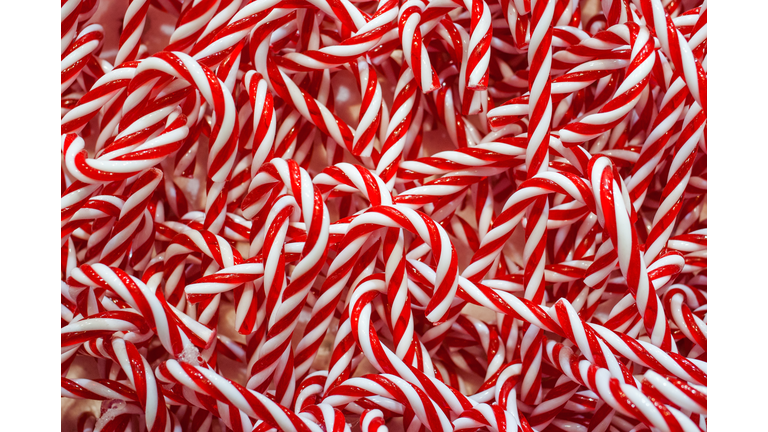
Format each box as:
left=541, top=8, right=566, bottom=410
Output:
left=61, top=0, right=707, bottom=430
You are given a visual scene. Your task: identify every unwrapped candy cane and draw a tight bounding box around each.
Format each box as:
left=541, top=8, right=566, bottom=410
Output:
left=61, top=0, right=707, bottom=430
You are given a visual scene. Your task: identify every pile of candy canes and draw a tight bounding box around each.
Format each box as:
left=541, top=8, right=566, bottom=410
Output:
left=61, top=0, right=707, bottom=430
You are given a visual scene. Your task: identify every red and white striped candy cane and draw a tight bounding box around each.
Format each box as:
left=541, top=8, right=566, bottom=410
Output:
left=588, top=156, right=676, bottom=352
left=162, top=383, right=254, bottom=432
left=185, top=256, right=264, bottom=334
left=360, top=409, right=388, bottom=432
left=377, top=66, right=420, bottom=188
left=602, top=0, right=633, bottom=25
left=601, top=250, right=685, bottom=334
left=453, top=403, right=521, bottom=432
left=156, top=359, right=325, bottom=432
left=88, top=401, right=146, bottom=432
left=351, top=60, right=387, bottom=159
left=244, top=197, right=302, bottom=402
left=62, top=193, right=123, bottom=249
left=663, top=284, right=707, bottom=350
left=398, top=0, right=440, bottom=93
left=294, top=204, right=460, bottom=382
left=637, top=0, right=707, bottom=111
left=588, top=321, right=706, bottom=385
left=521, top=1, right=555, bottom=390
left=689, top=1, right=706, bottom=62
left=449, top=0, right=493, bottom=91
left=62, top=113, right=189, bottom=185
left=62, top=24, right=104, bottom=94
left=62, top=0, right=83, bottom=54
left=189, top=0, right=243, bottom=58
left=114, top=0, right=151, bottom=65
left=165, top=0, right=221, bottom=53
left=347, top=277, right=479, bottom=420
left=413, top=257, right=707, bottom=386
left=383, top=228, right=431, bottom=371
left=427, top=75, right=479, bottom=148
left=324, top=374, right=454, bottom=431
left=295, top=404, right=350, bottom=432
left=164, top=228, right=242, bottom=326
left=111, top=337, right=172, bottom=432
left=558, top=25, right=655, bottom=147
left=133, top=51, right=239, bottom=233
left=239, top=159, right=329, bottom=401
left=320, top=308, right=364, bottom=395
left=278, top=0, right=399, bottom=73
left=294, top=371, right=329, bottom=411
left=544, top=339, right=700, bottom=432
left=313, top=163, right=393, bottom=210
left=463, top=168, right=595, bottom=282
left=526, top=375, right=581, bottom=430
left=243, top=71, right=276, bottom=175
left=489, top=23, right=646, bottom=130
left=59, top=0, right=709, bottom=428
left=641, top=370, right=706, bottom=416
left=69, top=263, right=215, bottom=355
left=77, top=197, right=126, bottom=265
left=98, top=168, right=162, bottom=267
left=643, top=102, right=705, bottom=262
left=257, top=46, right=361, bottom=162
left=394, top=162, right=510, bottom=223
left=399, top=139, right=526, bottom=180
left=61, top=62, right=139, bottom=137
left=552, top=300, right=636, bottom=382
left=62, top=377, right=138, bottom=403
left=61, top=309, right=151, bottom=349
left=625, top=70, right=689, bottom=212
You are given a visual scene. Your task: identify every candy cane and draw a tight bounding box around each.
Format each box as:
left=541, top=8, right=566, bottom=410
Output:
left=636, top=0, right=707, bottom=111
left=279, top=0, right=399, bottom=73
left=558, top=25, right=655, bottom=147
left=62, top=62, right=139, bottom=136
left=360, top=409, right=388, bottom=432
left=115, top=0, right=151, bottom=65
left=62, top=0, right=83, bottom=55
left=257, top=45, right=360, bottom=161
left=98, top=168, right=162, bottom=267
left=643, top=102, right=705, bottom=262
left=62, top=113, right=190, bottom=185
left=190, top=0, right=244, bottom=58
left=453, top=403, right=521, bottom=431
left=243, top=71, right=277, bottom=175
left=544, top=339, right=700, bottom=431
left=463, top=165, right=595, bottom=283
left=62, top=378, right=138, bottom=403
left=663, top=284, right=707, bottom=350
left=62, top=24, right=104, bottom=94
left=69, top=263, right=215, bottom=355
left=521, top=2, right=554, bottom=392
left=410, top=261, right=707, bottom=384
left=60, top=1, right=708, bottom=429
left=398, top=0, right=440, bottom=93
left=351, top=60, right=387, bottom=159
left=164, top=228, right=242, bottom=326
left=588, top=156, right=676, bottom=352
left=166, top=0, right=221, bottom=53
left=156, top=360, right=324, bottom=432
left=377, top=66, right=420, bottom=188
left=625, top=72, right=689, bottom=212
left=133, top=51, right=239, bottom=233
left=111, top=337, right=172, bottom=432
left=641, top=370, right=706, bottom=416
